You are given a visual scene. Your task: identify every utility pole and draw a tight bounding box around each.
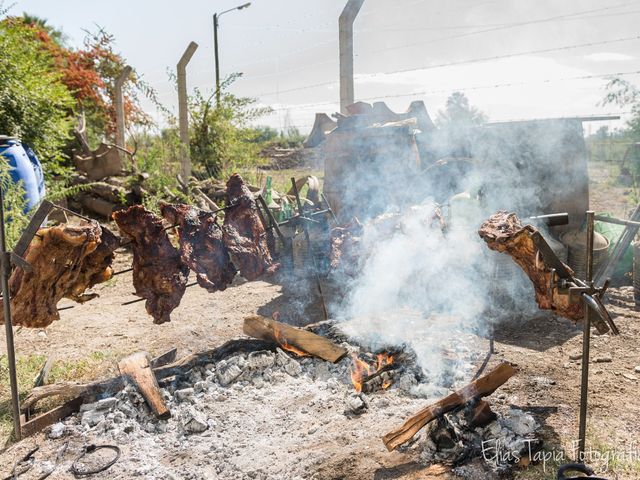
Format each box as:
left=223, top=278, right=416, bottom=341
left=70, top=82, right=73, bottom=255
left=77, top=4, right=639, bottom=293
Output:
left=213, top=3, right=251, bottom=106
left=177, top=41, right=198, bottom=181
left=114, top=65, right=132, bottom=162
left=339, top=0, right=365, bottom=114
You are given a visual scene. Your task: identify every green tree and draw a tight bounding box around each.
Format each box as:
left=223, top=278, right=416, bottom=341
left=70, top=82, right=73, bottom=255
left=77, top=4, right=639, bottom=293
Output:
left=188, top=75, right=271, bottom=178
left=0, top=19, right=74, bottom=170
left=601, top=78, right=640, bottom=138
left=436, top=92, right=487, bottom=128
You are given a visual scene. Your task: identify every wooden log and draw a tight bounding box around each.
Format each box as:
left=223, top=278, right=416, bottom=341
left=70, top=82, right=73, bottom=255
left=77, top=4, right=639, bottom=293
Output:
left=78, top=194, right=115, bottom=219
left=23, top=339, right=276, bottom=411
left=21, top=377, right=125, bottom=412
left=382, top=362, right=516, bottom=451
left=150, top=347, right=178, bottom=369
left=243, top=315, right=347, bottom=363
left=478, top=211, right=584, bottom=322
left=118, top=351, right=170, bottom=419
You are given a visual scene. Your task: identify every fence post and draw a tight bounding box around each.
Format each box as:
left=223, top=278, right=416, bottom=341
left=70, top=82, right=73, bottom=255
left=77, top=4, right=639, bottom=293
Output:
left=339, top=0, right=365, bottom=114
left=114, top=65, right=132, bottom=167
left=177, top=41, right=199, bottom=181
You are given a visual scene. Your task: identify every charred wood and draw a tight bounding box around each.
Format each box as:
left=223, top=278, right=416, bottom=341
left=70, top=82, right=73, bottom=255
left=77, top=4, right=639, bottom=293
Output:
left=243, top=315, right=347, bottom=363
left=382, top=362, right=516, bottom=451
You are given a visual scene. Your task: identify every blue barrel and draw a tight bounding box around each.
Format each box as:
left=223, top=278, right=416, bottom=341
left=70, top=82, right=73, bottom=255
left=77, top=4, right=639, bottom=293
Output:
left=0, top=137, right=46, bottom=210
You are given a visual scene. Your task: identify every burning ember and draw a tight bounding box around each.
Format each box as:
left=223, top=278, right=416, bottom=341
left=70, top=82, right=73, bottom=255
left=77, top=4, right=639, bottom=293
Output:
left=349, top=353, right=394, bottom=392
left=272, top=312, right=310, bottom=357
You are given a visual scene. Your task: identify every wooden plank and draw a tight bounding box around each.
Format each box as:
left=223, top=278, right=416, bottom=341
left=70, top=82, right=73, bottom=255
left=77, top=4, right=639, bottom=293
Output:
left=382, top=362, right=517, bottom=451
left=243, top=315, right=347, bottom=363
left=118, top=351, right=170, bottom=419
left=21, top=396, right=82, bottom=438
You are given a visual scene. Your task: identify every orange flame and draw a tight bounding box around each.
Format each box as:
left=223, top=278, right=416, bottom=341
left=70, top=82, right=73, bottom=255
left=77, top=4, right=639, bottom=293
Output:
left=350, top=353, right=395, bottom=392
left=272, top=320, right=310, bottom=358
left=350, top=354, right=372, bottom=393
left=376, top=353, right=394, bottom=372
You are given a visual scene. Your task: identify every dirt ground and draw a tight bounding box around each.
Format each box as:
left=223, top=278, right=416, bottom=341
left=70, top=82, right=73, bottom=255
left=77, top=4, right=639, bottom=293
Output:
left=1, top=159, right=640, bottom=479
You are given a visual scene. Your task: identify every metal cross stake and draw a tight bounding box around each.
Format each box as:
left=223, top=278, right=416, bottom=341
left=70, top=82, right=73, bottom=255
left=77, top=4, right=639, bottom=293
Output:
left=577, top=210, right=595, bottom=459
left=1, top=199, right=54, bottom=441
left=0, top=184, right=21, bottom=440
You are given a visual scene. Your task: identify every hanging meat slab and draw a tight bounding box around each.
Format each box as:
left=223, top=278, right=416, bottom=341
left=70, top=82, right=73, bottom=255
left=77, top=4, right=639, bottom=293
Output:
left=161, top=203, right=237, bottom=292
left=223, top=174, right=278, bottom=281
left=65, top=225, right=119, bottom=303
left=113, top=205, right=189, bottom=324
left=478, top=211, right=583, bottom=321
left=3, top=223, right=116, bottom=328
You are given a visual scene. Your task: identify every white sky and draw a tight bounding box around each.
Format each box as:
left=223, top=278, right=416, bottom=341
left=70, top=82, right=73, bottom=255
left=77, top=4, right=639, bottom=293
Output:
left=12, top=0, right=640, bottom=133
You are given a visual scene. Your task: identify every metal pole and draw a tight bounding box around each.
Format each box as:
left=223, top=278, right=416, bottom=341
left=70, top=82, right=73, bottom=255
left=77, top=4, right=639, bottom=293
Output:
left=578, top=210, right=594, bottom=459
left=291, top=178, right=328, bottom=320
left=213, top=13, right=220, bottom=106
left=177, top=41, right=199, bottom=182
left=0, top=185, right=21, bottom=440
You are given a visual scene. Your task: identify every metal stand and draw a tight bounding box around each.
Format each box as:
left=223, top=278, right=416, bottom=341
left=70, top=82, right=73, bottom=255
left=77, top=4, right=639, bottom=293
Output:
left=1, top=185, right=21, bottom=440
left=577, top=211, right=595, bottom=459
left=290, top=178, right=328, bottom=320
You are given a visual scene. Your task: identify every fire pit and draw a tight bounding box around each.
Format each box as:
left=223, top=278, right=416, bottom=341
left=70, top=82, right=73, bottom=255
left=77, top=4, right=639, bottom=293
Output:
left=8, top=315, right=542, bottom=480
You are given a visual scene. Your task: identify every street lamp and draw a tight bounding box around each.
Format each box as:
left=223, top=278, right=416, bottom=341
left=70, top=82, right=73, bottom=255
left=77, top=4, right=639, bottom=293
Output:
left=213, top=2, right=251, bottom=106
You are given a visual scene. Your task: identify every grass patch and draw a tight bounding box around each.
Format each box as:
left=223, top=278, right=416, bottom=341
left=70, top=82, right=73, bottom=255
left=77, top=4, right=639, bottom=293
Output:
left=0, top=351, right=113, bottom=444
left=582, top=432, right=640, bottom=478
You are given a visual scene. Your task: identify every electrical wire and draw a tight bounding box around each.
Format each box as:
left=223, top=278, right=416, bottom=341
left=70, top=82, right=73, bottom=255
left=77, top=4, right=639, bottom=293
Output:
left=365, top=0, right=640, bottom=55
left=230, top=0, right=640, bottom=75
left=249, top=33, right=640, bottom=84
left=263, top=69, right=640, bottom=113
left=254, top=36, right=640, bottom=98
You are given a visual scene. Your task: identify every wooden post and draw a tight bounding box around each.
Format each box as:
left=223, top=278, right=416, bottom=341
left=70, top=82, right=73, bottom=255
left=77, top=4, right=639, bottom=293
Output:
left=177, top=41, right=199, bottom=181
left=114, top=65, right=132, bottom=155
left=339, top=0, right=365, bottom=114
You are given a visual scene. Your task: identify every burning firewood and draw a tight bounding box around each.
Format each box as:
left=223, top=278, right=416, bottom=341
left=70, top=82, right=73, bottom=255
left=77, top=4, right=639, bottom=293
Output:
left=243, top=315, right=347, bottom=363
left=350, top=353, right=395, bottom=393
left=382, top=362, right=516, bottom=451
left=478, top=211, right=584, bottom=322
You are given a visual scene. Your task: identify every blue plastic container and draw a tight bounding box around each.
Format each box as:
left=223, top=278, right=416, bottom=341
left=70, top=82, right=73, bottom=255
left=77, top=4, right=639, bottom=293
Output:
left=0, top=137, right=46, bottom=210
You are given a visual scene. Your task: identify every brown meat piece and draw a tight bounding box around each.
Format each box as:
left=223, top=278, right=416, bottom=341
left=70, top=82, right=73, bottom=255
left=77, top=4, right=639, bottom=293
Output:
left=161, top=203, right=237, bottom=292
left=2, top=223, right=116, bottom=328
left=222, top=174, right=278, bottom=280
left=478, top=211, right=583, bottom=321
left=65, top=226, right=119, bottom=303
left=113, top=205, right=189, bottom=324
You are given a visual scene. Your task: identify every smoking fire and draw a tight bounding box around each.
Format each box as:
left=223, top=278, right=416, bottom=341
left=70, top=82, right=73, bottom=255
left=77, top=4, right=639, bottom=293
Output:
left=350, top=353, right=394, bottom=393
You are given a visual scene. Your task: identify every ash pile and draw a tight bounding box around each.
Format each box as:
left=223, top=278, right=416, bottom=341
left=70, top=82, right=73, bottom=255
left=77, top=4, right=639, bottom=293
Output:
left=29, top=323, right=540, bottom=480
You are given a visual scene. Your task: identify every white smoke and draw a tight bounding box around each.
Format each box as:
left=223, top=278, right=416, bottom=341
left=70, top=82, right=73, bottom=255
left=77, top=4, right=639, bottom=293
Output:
left=335, top=202, right=495, bottom=396
left=329, top=117, right=581, bottom=394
